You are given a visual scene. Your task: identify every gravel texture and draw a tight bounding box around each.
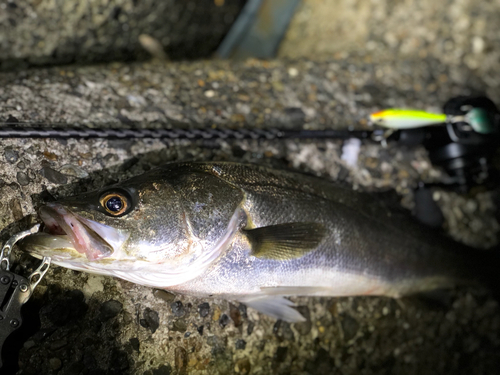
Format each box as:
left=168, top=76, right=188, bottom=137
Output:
left=0, top=58, right=499, bottom=374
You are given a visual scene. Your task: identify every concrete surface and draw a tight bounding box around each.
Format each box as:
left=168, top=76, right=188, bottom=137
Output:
left=1, top=0, right=500, bottom=373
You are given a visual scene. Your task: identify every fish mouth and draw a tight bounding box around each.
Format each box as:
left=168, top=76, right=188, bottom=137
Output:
left=22, top=203, right=129, bottom=261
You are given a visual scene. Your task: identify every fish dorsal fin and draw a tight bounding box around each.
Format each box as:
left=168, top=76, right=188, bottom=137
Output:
left=244, top=222, right=326, bottom=260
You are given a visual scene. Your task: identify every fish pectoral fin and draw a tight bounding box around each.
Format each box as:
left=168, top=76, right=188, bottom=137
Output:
left=239, top=295, right=306, bottom=323
left=244, top=222, right=325, bottom=260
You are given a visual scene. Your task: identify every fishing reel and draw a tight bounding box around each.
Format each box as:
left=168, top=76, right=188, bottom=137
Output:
left=375, top=96, right=500, bottom=194
left=370, top=96, right=500, bottom=227
left=433, top=96, right=500, bottom=192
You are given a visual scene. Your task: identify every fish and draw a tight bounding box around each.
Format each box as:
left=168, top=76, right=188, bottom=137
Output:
left=20, top=161, right=497, bottom=322
left=370, top=109, right=447, bottom=129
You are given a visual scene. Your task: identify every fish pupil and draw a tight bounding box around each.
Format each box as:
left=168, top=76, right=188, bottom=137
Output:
left=106, top=197, right=123, bottom=212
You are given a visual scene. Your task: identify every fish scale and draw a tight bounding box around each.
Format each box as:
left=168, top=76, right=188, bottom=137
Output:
left=172, top=183, right=462, bottom=297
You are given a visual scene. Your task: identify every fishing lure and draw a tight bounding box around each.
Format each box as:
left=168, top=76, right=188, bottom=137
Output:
left=369, top=107, right=497, bottom=134
left=369, top=109, right=447, bottom=129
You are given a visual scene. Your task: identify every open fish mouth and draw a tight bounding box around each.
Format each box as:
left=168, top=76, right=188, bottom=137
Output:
left=23, top=203, right=130, bottom=261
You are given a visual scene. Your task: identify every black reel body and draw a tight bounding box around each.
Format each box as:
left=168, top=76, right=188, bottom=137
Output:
left=396, top=96, right=500, bottom=193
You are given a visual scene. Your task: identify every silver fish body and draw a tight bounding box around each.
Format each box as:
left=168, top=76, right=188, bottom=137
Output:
left=21, top=162, right=485, bottom=322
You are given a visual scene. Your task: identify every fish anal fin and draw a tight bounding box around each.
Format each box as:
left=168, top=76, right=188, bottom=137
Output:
left=244, top=222, right=325, bottom=260
left=239, top=296, right=306, bottom=323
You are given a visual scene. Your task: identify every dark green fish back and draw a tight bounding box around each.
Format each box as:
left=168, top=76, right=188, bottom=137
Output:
left=161, top=161, right=449, bottom=249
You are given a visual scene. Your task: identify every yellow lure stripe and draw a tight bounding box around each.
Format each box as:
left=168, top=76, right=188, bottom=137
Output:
left=370, top=109, right=447, bottom=129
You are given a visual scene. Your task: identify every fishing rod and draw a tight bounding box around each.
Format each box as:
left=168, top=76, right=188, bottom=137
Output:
left=0, top=123, right=375, bottom=141
left=1, top=96, right=499, bottom=193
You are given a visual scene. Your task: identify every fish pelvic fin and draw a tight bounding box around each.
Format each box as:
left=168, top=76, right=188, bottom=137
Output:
left=244, top=222, right=326, bottom=260
left=239, top=295, right=306, bottom=323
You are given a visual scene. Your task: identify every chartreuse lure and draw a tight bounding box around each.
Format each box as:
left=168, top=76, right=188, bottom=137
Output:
left=369, top=109, right=447, bottom=129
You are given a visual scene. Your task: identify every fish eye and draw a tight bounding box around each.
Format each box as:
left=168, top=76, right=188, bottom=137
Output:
left=99, top=192, right=130, bottom=216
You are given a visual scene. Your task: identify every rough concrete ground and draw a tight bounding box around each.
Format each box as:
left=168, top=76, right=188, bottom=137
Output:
left=2, top=0, right=500, bottom=374
left=0, top=59, right=499, bottom=374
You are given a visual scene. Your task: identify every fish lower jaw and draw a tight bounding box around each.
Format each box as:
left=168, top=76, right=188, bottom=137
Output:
left=39, top=204, right=127, bottom=261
